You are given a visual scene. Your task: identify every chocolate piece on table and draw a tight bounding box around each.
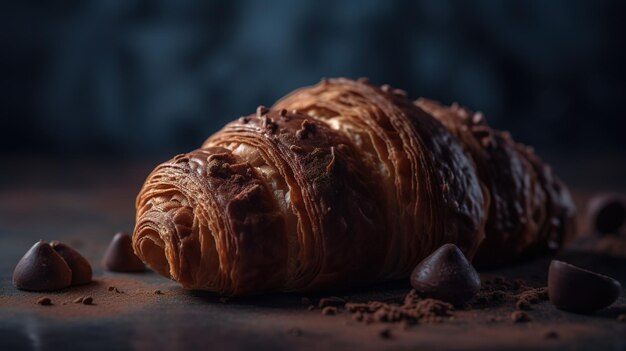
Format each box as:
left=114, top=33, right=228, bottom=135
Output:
left=36, top=297, right=53, bottom=306
left=410, top=243, right=481, bottom=306
left=548, top=260, right=621, bottom=313
left=586, top=194, right=626, bottom=235
left=13, top=241, right=72, bottom=291
left=50, top=241, right=92, bottom=286
left=102, top=232, right=146, bottom=272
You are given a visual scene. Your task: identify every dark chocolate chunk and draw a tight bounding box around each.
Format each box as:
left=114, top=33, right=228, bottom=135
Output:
left=50, top=241, right=92, bottom=286
left=102, top=232, right=146, bottom=272
left=410, top=243, right=481, bottom=306
left=587, top=194, right=626, bottom=235
left=548, top=260, right=621, bottom=313
left=13, top=241, right=72, bottom=291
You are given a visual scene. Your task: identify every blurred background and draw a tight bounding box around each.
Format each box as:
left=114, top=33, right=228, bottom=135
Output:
left=1, top=0, right=625, bottom=186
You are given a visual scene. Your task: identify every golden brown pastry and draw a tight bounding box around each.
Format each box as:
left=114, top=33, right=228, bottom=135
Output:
left=133, top=78, right=575, bottom=295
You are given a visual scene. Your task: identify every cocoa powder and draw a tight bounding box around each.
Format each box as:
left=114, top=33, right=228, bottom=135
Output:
left=344, top=289, right=453, bottom=326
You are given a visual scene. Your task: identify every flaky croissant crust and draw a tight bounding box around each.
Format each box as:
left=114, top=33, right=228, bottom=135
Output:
left=133, top=78, right=575, bottom=295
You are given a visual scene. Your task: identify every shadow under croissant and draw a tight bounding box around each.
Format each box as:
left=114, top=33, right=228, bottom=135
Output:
left=182, top=278, right=411, bottom=309
left=178, top=248, right=626, bottom=314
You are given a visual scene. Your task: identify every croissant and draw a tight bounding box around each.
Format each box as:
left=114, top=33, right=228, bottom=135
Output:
left=133, top=78, right=576, bottom=295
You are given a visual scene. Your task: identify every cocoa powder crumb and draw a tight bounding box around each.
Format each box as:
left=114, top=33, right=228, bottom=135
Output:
left=322, top=306, right=338, bottom=315
left=154, top=290, right=164, bottom=295
left=318, top=296, right=345, bottom=309
left=511, top=311, right=530, bottom=323
left=345, top=289, right=453, bottom=326
left=37, top=297, right=52, bottom=306
left=516, top=287, right=548, bottom=305
left=82, top=296, right=94, bottom=305
left=108, top=286, right=123, bottom=293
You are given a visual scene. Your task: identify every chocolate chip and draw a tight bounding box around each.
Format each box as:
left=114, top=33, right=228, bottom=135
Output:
left=587, top=194, right=626, bottom=235
left=410, top=243, right=481, bottom=306
left=548, top=260, right=621, bottom=313
left=82, top=296, right=94, bottom=305
left=13, top=241, right=72, bottom=291
left=102, top=232, right=146, bottom=272
left=37, top=297, right=52, bottom=306
left=50, top=241, right=92, bottom=286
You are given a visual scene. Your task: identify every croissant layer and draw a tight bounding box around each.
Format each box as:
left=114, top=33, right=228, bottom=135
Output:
left=133, top=78, right=575, bottom=295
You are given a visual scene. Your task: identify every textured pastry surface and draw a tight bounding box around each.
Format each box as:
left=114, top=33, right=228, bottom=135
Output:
left=133, top=78, right=575, bottom=295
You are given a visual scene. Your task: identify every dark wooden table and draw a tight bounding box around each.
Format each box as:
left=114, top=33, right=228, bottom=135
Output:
left=1, top=156, right=625, bottom=350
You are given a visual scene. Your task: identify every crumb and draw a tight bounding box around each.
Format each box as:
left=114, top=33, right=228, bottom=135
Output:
left=301, top=297, right=311, bottom=306
left=218, top=297, right=229, bottom=304
left=287, top=327, right=303, bottom=336
left=307, top=305, right=316, bottom=311
left=318, top=296, right=345, bottom=308
left=73, top=297, right=84, bottom=303
left=108, top=286, right=115, bottom=291
left=37, top=297, right=52, bottom=306
left=544, top=331, right=559, bottom=339
left=322, top=306, right=338, bottom=316
left=511, top=311, right=530, bottom=323
left=345, top=290, right=453, bottom=325
left=379, top=328, right=392, bottom=339
left=108, top=286, right=123, bottom=293
left=353, top=312, right=364, bottom=322
left=82, top=296, right=94, bottom=305
left=618, top=314, right=626, bottom=322
left=154, top=290, right=164, bottom=295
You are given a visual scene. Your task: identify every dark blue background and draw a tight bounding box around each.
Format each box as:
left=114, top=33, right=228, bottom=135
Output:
left=2, top=0, right=625, bottom=160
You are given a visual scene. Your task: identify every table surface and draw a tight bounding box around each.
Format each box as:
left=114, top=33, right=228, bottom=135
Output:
left=0, top=156, right=625, bottom=351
